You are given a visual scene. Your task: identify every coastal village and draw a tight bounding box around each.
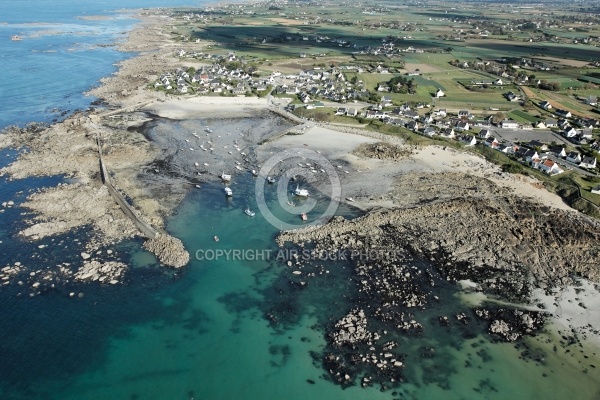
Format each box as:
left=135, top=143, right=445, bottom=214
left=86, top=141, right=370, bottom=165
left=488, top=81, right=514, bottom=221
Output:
left=155, top=56, right=600, bottom=200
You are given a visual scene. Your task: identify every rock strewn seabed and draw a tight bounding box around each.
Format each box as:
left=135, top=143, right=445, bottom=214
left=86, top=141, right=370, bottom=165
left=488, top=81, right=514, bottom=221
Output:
left=276, top=195, right=600, bottom=389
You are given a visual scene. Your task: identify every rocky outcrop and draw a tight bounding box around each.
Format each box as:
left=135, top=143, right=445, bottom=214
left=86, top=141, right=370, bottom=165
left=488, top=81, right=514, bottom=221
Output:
left=143, top=234, right=189, bottom=268
left=332, top=309, right=372, bottom=345
left=74, top=260, right=127, bottom=284
left=278, top=196, right=600, bottom=296
left=276, top=194, right=598, bottom=390
left=353, top=141, right=413, bottom=161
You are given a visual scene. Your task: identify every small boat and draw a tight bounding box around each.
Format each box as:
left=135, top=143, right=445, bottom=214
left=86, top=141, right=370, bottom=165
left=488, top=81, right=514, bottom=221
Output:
left=235, top=165, right=243, bottom=171
left=251, top=169, right=259, bottom=177
left=224, top=187, right=233, bottom=196
left=294, top=185, right=309, bottom=197
left=221, top=172, right=231, bottom=181
left=244, top=208, right=255, bottom=217
left=205, top=127, right=213, bottom=133
left=194, top=162, right=199, bottom=167
left=300, top=212, right=308, bottom=221
left=214, top=236, right=219, bottom=242
left=195, top=184, right=201, bottom=189
left=11, top=35, right=22, bottom=41
left=287, top=201, right=295, bottom=206
left=267, top=176, right=276, bottom=184
left=346, top=197, right=355, bottom=202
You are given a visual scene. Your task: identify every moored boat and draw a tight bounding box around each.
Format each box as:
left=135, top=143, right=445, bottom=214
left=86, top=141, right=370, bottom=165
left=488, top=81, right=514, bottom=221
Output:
left=300, top=212, right=308, bottom=221
left=221, top=172, right=231, bottom=182
left=224, top=187, right=233, bottom=196
left=294, top=185, right=309, bottom=197
left=244, top=208, right=255, bottom=217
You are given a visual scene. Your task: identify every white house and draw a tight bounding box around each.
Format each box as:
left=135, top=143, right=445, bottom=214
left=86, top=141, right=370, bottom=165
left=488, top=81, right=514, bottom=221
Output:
left=566, top=151, right=581, bottom=164
left=563, top=126, right=578, bottom=138
left=581, top=156, right=597, bottom=169
left=538, top=159, right=563, bottom=175
left=440, top=127, right=455, bottom=138
left=479, top=129, right=492, bottom=139
left=455, top=121, right=470, bottom=131
left=459, top=135, right=477, bottom=146
left=435, top=88, right=445, bottom=98
left=501, top=120, right=519, bottom=129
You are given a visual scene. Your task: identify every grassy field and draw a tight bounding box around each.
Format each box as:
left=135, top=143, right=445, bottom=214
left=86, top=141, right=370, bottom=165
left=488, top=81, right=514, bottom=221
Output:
left=509, top=110, right=539, bottom=123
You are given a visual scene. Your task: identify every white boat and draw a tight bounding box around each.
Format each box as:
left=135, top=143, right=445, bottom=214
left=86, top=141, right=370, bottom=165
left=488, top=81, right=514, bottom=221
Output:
left=267, top=176, right=276, bottom=184
left=195, top=184, right=201, bottom=189
left=11, top=35, right=22, bottom=41
left=294, top=185, right=309, bottom=197
left=235, top=165, right=243, bottom=171
left=346, top=197, right=355, bottom=202
left=224, top=187, right=232, bottom=196
left=251, top=169, right=259, bottom=177
left=287, top=201, right=295, bottom=206
left=205, top=127, right=213, bottom=133
left=244, top=208, right=255, bottom=217
left=221, top=172, right=231, bottom=181
left=300, top=212, right=308, bottom=221
left=214, top=236, right=219, bottom=242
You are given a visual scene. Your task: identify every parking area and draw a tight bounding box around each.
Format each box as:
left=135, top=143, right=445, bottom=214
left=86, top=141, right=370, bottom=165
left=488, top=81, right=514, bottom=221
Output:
left=491, top=128, right=569, bottom=146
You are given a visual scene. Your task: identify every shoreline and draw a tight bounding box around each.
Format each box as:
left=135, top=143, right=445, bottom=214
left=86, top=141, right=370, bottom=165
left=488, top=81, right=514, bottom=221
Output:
left=0, top=2, right=599, bottom=370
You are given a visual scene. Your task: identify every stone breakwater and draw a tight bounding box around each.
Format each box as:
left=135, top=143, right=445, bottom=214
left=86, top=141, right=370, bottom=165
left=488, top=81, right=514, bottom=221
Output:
left=276, top=195, right=598, bottom=389
left=142, top=235, right=189, bottom=268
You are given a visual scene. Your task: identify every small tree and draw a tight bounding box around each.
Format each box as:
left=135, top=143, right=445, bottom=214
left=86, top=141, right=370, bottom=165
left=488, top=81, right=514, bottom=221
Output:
left=492, top=112, right=506, bottom=124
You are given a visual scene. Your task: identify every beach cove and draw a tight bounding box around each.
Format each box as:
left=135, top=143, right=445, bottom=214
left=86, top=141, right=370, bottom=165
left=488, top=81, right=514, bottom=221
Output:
left=0, top=3, right=600, bottom=400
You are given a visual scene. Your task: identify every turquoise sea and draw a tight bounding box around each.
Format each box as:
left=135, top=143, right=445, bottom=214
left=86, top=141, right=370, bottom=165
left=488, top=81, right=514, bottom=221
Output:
left=0, top=1, right=599, bottom=399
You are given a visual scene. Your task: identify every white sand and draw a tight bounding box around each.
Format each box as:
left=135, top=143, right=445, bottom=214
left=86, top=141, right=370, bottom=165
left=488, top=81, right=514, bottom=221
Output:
left=411, top=146, right=574, bottom=212
left=533, top=280, right=600, bottom=348
left=144, top=96, right=270, bottom=119
left=262, top=124, right=575, bottom=213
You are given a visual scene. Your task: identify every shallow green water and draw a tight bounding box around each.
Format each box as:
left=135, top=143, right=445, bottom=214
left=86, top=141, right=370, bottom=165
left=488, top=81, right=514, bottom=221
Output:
left=1, top=147, right=599, bottom=400
left=26, top=177, right=597, bottom=400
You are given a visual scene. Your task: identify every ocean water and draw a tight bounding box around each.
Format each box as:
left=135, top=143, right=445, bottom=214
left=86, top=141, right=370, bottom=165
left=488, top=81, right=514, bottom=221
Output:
left=0, top=0, right=202, bottom=129
left=1, top=171, right=596, bottom=400
left=1, top=1, right=600, bottom=399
